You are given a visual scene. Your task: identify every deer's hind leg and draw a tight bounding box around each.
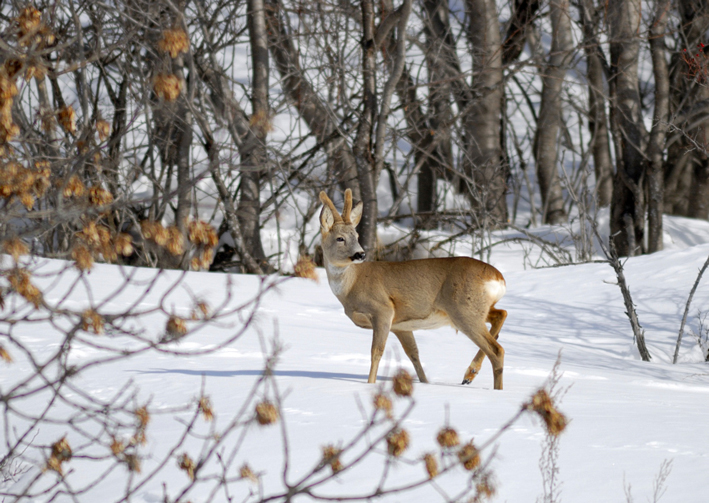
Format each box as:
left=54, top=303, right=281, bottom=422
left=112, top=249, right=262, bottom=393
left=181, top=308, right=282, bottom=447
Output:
left=462, top=307, right=507, bottom=385
left=393, top=330, right=428, bottom=383
left=450, top=307, right=506, bottom=390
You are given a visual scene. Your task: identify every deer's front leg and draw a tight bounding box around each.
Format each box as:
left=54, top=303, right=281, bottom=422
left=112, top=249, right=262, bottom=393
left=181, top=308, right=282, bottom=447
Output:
left=367, top=311, right=394, bottom=383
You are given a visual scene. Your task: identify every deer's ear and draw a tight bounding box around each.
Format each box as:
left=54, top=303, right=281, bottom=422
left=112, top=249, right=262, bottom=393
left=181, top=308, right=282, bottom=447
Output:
left=320, top=205, right=335, bottom=234
left=350, top=201, right=363, bottom=227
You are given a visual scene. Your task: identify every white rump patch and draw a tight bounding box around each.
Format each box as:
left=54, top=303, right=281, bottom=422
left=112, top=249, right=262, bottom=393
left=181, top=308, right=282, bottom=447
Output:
left=484, top=279, right=506, bottom=303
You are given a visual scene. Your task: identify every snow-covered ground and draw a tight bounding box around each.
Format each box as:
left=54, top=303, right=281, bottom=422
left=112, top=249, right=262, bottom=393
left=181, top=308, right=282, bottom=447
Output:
left=2, top=215, right=709, bottom=502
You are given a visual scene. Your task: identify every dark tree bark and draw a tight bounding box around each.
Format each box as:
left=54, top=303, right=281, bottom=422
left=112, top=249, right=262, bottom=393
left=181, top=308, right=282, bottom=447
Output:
left=580, top=0, right=613, bottom=207
left=608, top=0, right=647, bottom=256
left=647, top=0, right=671, bottom=253
left=237, top=0, right=270, bottom=266
left=464, top=0, right=507, bottom=228
left=502, top=0, right=540, bottom=65
left=533, top=0, right=571, bottom=224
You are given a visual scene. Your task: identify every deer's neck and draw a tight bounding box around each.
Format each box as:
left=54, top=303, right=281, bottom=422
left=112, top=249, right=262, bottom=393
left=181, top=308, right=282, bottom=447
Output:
left=324, top=259, right=357, bottom=298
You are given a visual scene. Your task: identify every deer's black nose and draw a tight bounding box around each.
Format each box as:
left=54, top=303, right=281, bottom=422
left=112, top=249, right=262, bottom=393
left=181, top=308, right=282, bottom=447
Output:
left=351, top=252, right=366, bottom=262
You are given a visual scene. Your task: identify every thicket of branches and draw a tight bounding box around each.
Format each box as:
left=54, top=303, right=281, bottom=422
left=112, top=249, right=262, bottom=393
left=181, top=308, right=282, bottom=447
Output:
left=0, top=0, right=708, bottom=275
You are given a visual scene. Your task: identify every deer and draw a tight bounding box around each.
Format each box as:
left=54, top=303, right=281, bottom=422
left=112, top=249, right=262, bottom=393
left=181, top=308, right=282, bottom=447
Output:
left=319, top=189, right=508, bottom=390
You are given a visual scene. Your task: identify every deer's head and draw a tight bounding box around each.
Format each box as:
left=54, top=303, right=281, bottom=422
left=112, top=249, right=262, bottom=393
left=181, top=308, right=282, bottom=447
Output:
left=319, top=189, right=365, bottom=266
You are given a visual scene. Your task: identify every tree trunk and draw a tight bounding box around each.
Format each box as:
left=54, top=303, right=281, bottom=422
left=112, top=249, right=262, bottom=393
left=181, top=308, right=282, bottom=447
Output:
left=647, top=0, right=671, bottom=253
left=502, top=0, right=540, bottom=65
left=580, top=0, right=613, bottom=207
left=465, top=0, right=507, bottom=228
left=238, top=0, right=270, bottom=266
left=533, top=0, right=572, bottom=224
left=352, top=0, right=378, bottom=253
left=608, top=0, right=646, bottom=256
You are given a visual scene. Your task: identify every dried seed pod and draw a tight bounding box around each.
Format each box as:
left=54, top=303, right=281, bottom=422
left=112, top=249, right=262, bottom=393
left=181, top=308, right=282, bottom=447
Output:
left=386, top=428, right=409, bottom=457
left=110, top=437, right=125, bottom=456
left=82, top=309, right=104, bottom=335
left=178, top=453, right=196, bottom=480
left=436, top=427, right=460, bottom=449
left=373, top=392, right=393, bottom=418
left=321, top=445, right=343, bottom=473
left=476, top=472, right=497, bottom=500
left=9, top=268, right=42, bottom=308
left=294, top=255, right=318, bottom=282
left=423, top=453, right=438, bottom=479
left=153, top=74, right=182, bottom=101
left=17, top=7, right=42, bottom=41
left=239, top=463, right=258, bottom=483
left=124, top=453, right=141, bottom=473
left=88, top=185, right=113, bottom=207
left=392, top=369, right=413, bottom=397
left=255, top=400, right=279, bottom=426
left=166, top=315, right=187, bottom=339
left=0, top=345, right=12, bottom=363
left=3, top=237, right=29, bottom=261
left=3, top=58, right=22, bottom=79
left=158, top=28, right=190, bottom=58
left=135, top=406, right=150, bottom=428
left=165, top=226, right=184, bottom=255
left=526, top=389, right=567, bottom=436
left=46, top=436, right=72, bottom=474
left=199, top=396, right=214, bottom=421
left=71, top=244, right=93, bottom=271
left=96, top=119, right=110, bottom=141
left=115, top=233, right=134, bottom=256
left=57, top=106, right=76, bottom=135
left=63, top=175, right=85, bottom=198
left=458, top=441, right=480, bottom=471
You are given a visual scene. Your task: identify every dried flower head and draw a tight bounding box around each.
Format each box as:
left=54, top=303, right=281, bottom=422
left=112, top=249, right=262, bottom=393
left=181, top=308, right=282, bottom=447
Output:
left=239, top=463, right=258, bottom=483
left=166, top=315, right=188, bottom=340
left=63, top=175, right=85, bottom=198
left=525, top=389, right=567, bottom=436
left=135, top=406, right=150, bottom=428
left=373, top=392, right=393, bottom=418
left=46, top=436, right=72, bottom=474
left=187, top=219, right=218, bottom=247
left=199, top=396, right=214, bottom=421
left=25, top=61, right=47, bottom=80
left=96, top=119, right=110, bottom=141
left=386, top=428, right=410, bottom=457
left=321, top=444, right=343, bottom=473
left=124, top=453, right=141, bottom=473
left=423, top=453, right=438, bottom=479
left=458, top=441, right=480, bottom=471
left=71, top=244, right=93, bottom=271
left=115, top=233, right=133, bottom=257
left=294, top=255, right=318, bottom=282
left=141, top=221, right=168, bottom=246
left=3, top=59, right=22, bottom=79
left=110, top=437, right=125, bottom=456
left=475, top=472, right=497, bottom=500
left=0, top=345, right=12, bottom=363
left=436, top=427, right=460, bottom=449
left=9, top=268, right=42, bottom=308
left=255, top=400, right=279, bottom=426
left=165, top=226, right=184, bottom=255
left=392, top=369, right=413, bottom=397
left=158, top=28, right=190, bottom=58
left=178, top=453, right=196, bottom=480
left=88, top=185, right=114, bottom=207
left=154, top=73, right=183, bottom=101
left=58, top=106, right=76, bottom=135
left=17, top=7, right=42, bottom=42
left=82, top=309, right=104, bottom=335
left=3, top=237, right=29, bottom=261
left=0, top=73, right=18, bottom=100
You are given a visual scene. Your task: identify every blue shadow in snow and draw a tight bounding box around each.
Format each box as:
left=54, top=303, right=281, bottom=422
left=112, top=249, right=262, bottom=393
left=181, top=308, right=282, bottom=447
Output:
left=138, top=368, right=370, bottom=382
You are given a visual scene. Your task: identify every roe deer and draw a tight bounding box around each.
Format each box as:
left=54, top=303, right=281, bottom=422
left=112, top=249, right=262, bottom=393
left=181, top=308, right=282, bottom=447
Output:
left=319, top=189, right=508, bottom=390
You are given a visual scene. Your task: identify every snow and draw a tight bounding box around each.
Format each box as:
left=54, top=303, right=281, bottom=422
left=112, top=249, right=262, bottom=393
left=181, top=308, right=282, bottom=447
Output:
left=2, top=216, right=709, bottom=502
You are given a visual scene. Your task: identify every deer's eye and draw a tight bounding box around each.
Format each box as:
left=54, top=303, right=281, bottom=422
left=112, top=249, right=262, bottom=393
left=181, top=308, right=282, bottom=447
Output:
left=336, top=237, right=345, bottom=243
